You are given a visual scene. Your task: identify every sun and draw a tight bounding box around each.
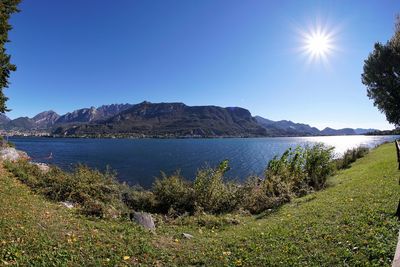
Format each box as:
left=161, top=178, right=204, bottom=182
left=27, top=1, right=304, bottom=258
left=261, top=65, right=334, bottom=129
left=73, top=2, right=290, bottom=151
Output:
left=299, top=24, right=336, bottom=64
left=305, top=32, right=331, bottom=57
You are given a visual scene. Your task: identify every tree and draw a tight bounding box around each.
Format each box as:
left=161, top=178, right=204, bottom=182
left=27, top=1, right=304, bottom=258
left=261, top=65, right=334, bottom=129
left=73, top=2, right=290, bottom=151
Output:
left=0, top=0, right=20, bottom=113
left=362, top=16, right=400, bottom=127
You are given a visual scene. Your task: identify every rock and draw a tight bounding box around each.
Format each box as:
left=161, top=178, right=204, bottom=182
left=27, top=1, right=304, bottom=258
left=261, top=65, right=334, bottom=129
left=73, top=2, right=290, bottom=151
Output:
left=0, top=147, right=29, bottom=162
left=106, top=207, right=121, bottom=219
left=60, top=201, right=75, bottom=209
left=131, top=212, right=155, bottom=230
left=31, top=162, right=50, bottom=173
left=182, top=233, right=194, bottom=239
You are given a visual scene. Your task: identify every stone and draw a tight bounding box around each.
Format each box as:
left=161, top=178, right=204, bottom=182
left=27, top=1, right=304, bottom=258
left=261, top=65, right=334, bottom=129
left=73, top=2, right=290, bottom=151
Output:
left=0, top=147, right=29, bottom=162
left=131, top=212, right=155, bottom=230
left=60, top=201, right=75, bottom=209
left=182, top=233, right=194, bottom=239
left=31, top=162, right=50, bottom=173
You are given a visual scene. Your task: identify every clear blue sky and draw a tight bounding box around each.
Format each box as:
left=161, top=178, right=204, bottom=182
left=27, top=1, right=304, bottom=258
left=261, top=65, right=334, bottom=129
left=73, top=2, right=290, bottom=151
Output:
left=6, top=0, right=400, bottom=130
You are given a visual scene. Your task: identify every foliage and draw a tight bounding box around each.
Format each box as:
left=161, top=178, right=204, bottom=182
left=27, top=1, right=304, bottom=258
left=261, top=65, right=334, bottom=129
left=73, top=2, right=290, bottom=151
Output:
left=0, top=143, right=397, bottom=266
left=121, top=184, right=157, bottom=213
left=4, top=144, right=368, bottom=218
left=193, top=160, right=241, bottom=213
left=303, top=144, right=335, bottom=190
left=240, top=144, right=335, bottom=214
left=362, top=16, right=400, bottom=126
left=4, top=160, right=128, bottom=217
left=335, top=146, right=369, bottom=169
left=0, top=0, right=20, bottom=112
left=152, top=172, right=195, bottom=214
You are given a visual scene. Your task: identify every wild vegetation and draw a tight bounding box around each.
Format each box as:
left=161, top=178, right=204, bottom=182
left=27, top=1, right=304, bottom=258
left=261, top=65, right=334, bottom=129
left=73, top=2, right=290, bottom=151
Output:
left=0, top=142, right=397, bottom=266
left=335, top=146, right=369, bottom=169
left=4, top=144, right=368, bottom=218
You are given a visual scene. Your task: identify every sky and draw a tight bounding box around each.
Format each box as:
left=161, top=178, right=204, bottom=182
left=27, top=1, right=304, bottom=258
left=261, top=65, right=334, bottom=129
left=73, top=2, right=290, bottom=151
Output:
left=5, top=0, right=400, bottom=130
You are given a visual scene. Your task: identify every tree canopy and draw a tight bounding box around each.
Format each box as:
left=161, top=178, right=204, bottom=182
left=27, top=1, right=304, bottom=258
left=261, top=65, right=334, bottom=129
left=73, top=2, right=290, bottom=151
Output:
left=362, top=16, right=400, bottom=127
left=0, top=0, right=20, bottom=113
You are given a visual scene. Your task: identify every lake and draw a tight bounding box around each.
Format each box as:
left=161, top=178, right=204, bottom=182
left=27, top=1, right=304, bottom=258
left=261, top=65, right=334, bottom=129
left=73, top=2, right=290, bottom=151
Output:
left=9, top=135, right=399, bottom=188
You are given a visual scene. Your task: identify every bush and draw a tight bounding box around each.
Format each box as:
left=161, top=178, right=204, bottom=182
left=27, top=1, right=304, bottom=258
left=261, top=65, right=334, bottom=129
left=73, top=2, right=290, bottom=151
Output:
left=335, top=146, right=369, bottom=169
left=265, top=144, right=334, bottom=192
left=152, top=172, right=195, bottom=214
left=193, top=160, right=240, bottom=213
left=3, top=160, right=41, bottom=188
left=4, top=143, right=367, bottom=217
left=121, top=185, right=157, bottom=213
left=5, top=160, right=127, bottom=218
left=304, top=144, right=335, bottom=190
left=240, top=176, right=288, bottom=214
left=240, top=144, right=334, bottom=214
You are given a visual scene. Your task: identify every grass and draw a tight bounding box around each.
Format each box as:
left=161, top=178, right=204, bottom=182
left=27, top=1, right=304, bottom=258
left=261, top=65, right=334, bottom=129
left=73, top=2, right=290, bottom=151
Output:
left=1, top=143, right=399, bottom=266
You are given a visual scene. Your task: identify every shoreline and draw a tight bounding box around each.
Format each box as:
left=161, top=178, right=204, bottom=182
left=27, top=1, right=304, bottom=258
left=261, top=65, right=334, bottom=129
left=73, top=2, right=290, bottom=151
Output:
left=0, top=142, right=397, bottom=265
left=5, top=133, right=400, bottom=140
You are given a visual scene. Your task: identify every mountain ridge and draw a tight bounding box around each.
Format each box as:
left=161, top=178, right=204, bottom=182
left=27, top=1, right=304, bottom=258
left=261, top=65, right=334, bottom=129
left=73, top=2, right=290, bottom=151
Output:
left=0, top=102, right=380, bottom=137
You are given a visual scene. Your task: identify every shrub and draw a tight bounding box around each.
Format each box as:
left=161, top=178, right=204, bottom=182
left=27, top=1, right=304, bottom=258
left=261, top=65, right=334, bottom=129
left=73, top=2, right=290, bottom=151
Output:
left=5, top=160, right=127, bottom=218
left=240, top=176, right=284, bottom=214
left=4, top=143, right=366, bottom=217
left=193, top=160, right=240, bottom=213
left=335, top=146, right=369, bottom=169
left=121, top=185, right=157, bottom=213
left=240, top=144, right=335, bottom=214
left=3, top=160, right=41, bottom=188
left=303, top=144, right=335, bottom=190
left=264, top=144, right=334, bottom=193
left=152, top=172, right=195, bottom=214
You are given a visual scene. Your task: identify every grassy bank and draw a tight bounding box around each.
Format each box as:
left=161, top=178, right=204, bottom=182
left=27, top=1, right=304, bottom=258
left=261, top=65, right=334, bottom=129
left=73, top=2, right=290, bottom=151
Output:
left=0, top=143, right=399, bottom=266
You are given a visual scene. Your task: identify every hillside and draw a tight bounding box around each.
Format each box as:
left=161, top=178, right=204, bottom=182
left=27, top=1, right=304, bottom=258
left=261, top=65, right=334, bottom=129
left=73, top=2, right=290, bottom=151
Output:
left=1, top=104, right=132, bottom=131
left=0, top=143, right=398, bottom=265
left=56, top=104, right=132, bottom=124
left=0, top=102, right=380, bottom=137
left=53, top=101, right=268, bottom=137
left=254, top=116, right=369, bottom=136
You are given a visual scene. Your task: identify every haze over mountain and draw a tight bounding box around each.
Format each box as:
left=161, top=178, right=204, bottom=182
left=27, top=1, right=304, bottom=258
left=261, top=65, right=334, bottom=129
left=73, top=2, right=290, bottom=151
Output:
left=0, top=102, right=379, bottom=137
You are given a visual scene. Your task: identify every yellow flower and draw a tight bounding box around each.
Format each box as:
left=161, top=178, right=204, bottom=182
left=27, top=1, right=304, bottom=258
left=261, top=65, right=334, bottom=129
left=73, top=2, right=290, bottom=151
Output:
left=123, top=256, right=130, bottom=260
left=222, top=251, right=231, bottom=256
left=235, top=259, right=243, bottom=266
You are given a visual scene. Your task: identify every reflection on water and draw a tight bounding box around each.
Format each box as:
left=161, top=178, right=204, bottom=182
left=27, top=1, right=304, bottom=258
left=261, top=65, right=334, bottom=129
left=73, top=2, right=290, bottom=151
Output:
left=296, top=135, right=389, bottom=156
left=10, top=135, right=400, bottom=188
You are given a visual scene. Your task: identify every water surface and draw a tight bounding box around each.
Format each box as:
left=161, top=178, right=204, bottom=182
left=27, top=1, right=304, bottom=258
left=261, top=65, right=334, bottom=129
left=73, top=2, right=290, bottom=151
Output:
left=9, top=135, right=399, bottom=188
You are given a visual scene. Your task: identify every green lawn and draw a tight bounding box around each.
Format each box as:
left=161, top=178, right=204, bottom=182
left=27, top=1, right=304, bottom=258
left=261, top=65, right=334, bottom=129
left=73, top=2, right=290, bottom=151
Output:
left=1, top=143, right=399, bottom=266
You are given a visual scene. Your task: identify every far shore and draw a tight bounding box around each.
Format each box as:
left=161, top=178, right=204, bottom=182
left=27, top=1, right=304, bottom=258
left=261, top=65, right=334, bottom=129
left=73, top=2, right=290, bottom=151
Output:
left=4, top=133, right=400, bottom=140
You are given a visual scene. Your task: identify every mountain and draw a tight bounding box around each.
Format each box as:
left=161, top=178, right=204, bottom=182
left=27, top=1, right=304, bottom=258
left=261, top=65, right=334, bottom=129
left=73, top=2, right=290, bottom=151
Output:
left=255, top=116, right=375, bottom=136
left=0, top=102, right=381, bottom=137
left=320, top=127, right=356, bottom=136
left=55, top=107, right=98, bottom=124
left=1, top=104, right=133, bottom=131
left=255, top=116, right=320, bottom=136
left=53, top=102, right=267, bottom=137
left=32, top=111, right=60, bottom=129
left=55, top=104, right=132, bottom=124
left=0, top=114, right=11, bottom=125
left=96, top=104, right=133, bottom=121
left=4, top=117, right=36, bottom=130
